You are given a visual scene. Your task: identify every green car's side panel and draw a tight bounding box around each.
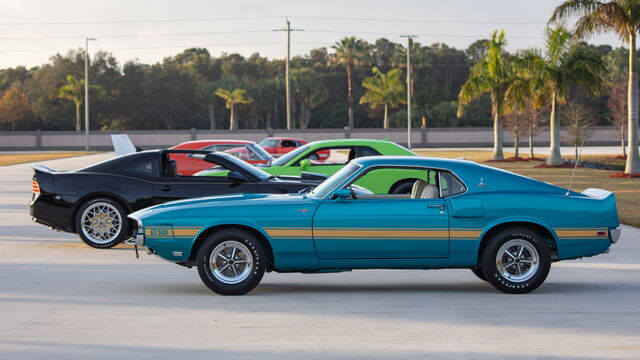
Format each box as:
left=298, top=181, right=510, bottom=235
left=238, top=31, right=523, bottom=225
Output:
left=135, top=156, right=619, bottom=273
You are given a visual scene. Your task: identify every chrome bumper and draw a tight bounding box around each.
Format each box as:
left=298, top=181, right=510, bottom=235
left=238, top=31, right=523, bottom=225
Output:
left=128, top=214, right=145, bottom=246
left=134, top=232, right=145, bottom=246
left=610, top=227, right=621, bottom=244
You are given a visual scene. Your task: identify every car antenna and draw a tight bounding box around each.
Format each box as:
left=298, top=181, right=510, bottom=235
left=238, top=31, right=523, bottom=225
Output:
left=566, top=136, right=586, bottom=196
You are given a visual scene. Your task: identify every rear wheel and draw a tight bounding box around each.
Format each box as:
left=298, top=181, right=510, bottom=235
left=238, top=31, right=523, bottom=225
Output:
left=197, top=229, right=266, bottom=295
left=481, top=227, right=551, bottom=294
left=75, top=197, right=129, bottom=249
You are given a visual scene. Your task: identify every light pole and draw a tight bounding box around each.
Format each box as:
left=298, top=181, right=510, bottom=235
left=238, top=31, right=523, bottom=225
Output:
left=85, top=37, right=96, bottom=152
left=274, top=18, right=303, bottom=130
left=400, top=35, right=417, bottom=149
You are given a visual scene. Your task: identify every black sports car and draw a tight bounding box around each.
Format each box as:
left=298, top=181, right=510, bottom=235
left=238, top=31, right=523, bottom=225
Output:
left=30, top=150, right=325, bottom=248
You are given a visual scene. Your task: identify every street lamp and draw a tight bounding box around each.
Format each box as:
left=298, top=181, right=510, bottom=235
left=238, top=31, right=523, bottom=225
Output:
left=400, top=35, right=417, bottom=149
left=85, top=37, right=96, bottom=152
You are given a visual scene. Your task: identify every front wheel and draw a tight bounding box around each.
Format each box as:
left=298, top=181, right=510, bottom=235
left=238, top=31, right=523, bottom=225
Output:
left=75, top=197, right=129, bottom=249
left=481, top=228, right=551, bottom=294
left=197, top=229, right=266, bottom=295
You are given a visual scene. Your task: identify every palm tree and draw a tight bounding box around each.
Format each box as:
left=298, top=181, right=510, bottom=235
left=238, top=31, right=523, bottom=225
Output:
left=457, top=30, right=512, bottom=160
left=359, top=67, right=406, bottom=128
left=332, top=37, right=370, bottom=129
left=58, top=75, right=102, bottom=132
left=511, top=26, right=604, bottom=165
left=550, top=0, right=640, bottom=173
left=292, top=68, right=328, bottom=129
left=214, top=88, right=253, bottom=130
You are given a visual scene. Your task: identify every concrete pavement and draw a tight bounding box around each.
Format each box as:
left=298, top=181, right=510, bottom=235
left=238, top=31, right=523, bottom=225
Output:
left=0, top=153, right=639, bottom=360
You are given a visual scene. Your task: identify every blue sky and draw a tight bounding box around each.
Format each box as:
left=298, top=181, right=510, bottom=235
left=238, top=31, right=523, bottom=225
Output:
left=0, top=0, right=626, bottom=69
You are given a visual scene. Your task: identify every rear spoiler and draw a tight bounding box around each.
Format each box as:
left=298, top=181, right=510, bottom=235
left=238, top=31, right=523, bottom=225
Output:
left=32, top=165, right=57, bottom=192
left=111, top=134, right=140, bottom=156
left=582, top=188, right=614, bottom=200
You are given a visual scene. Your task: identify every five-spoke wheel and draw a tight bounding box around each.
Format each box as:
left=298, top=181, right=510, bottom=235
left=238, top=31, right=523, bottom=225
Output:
left=197, top=229, right=266, bottom=295
left=481, top=227, right=551, bottom=294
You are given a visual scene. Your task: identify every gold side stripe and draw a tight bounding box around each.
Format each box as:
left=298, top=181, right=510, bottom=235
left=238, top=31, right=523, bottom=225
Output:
left=556, top=230, right=607, bottom=237
left=314, top=230, right=449, bottom=237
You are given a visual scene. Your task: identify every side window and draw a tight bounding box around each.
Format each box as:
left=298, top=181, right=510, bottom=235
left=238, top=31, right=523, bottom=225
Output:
left=355, top=146, right=381, bottom=157
left=125, top=157, right=157, bottom=177
left=281, top=140, right=297, bottom=148
left=298, top=147, right=353, bottom=165
left=439, top=171, right=466, bottom=197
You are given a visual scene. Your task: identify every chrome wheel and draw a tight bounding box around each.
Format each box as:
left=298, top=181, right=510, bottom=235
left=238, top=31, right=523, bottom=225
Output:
left=80, top=202, right=122, bottom=244
left=496, top=239, right=539, bottom=283
left=210, top=241, right=253, bottom=285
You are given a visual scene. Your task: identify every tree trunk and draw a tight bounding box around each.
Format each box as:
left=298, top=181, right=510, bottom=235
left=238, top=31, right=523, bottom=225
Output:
left=75, top=102, right=81, bottom=132
left=621, top=125, right=626, bottom=156
left=575, top=143, right=579, bottom=162
left=529, top=122, right=534, bottom=159
left=625, top=35, right=640, bottom=174
left=208, top=102, right=216, bottom=130
left=229, top=104, right=236, bottom=130
left=514, top=133, right=519, bottom=159
left=347, top=63, right=354, bottom=129
left=299, top=103, right=311, bottom=129
left=547, top=92, right=563, bottom=165
left=491, top=92, right=504, bottom=160
left=383, top=103, right=389, bottom=129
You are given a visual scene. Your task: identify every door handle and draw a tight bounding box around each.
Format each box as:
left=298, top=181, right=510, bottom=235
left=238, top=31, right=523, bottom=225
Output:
left=161, top=185, right=173, bottom=192
left=428, top=204, right=445, bottom=210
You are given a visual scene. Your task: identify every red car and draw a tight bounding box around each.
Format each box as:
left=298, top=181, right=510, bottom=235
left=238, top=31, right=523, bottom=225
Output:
left=169, top=140, right=273, bottom=175
left=259, top=137, right=329, bottom=160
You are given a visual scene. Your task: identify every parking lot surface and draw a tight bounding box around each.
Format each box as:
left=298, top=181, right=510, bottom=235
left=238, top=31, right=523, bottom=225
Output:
left=0, top=153, right=639, bottom=360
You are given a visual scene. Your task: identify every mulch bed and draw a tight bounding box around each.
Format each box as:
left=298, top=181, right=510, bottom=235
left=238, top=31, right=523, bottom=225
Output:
left=485, top=157, right=531, bottom=163
left=608, top=171, right=640, bottom=178
left=526, top=157, right=545, bottom=161
left=611, top=155, right=627, bottom=160
left=534, top=162, right=583, bottom=168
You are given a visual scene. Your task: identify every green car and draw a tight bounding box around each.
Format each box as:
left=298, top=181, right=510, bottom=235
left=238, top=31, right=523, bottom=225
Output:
left=198, top=139, right=422, bottom=194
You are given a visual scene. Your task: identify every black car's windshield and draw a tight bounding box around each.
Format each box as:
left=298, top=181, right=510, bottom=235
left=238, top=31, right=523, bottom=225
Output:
left=309, top=162, right=360, bottom=199
left=210, top=152, right=272, bottom=181
left=270, top=144, right=310, bottom=166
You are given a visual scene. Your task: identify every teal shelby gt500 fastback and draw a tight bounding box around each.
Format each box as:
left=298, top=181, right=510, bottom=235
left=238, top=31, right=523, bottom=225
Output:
left=129, top=156, right=621, bottom=295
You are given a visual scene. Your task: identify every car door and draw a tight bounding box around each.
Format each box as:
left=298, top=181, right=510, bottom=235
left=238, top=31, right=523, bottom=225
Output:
left=312, top=197, right=449, bottom=259
left=311, top=166, right=450, bottom=259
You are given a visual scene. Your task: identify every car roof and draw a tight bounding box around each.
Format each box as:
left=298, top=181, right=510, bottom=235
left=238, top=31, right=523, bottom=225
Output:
left=172, top=140, right=254, bottom=148
left=305, top=139, right=401, bottom=147
left=264, top=137, right=303, bottom=141
left=352, top=155, right=476, bottom=169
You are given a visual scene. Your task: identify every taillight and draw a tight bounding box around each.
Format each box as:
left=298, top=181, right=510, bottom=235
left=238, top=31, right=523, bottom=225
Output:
left=32, top=179, right=40, bottom=194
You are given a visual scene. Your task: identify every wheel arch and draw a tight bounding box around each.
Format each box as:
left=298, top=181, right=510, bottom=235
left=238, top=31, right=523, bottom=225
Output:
left=71, top=192, right=133, bottom=233
left=476, top=219, right=558, bottom=265
left=188, top=224, right=275, bottom=270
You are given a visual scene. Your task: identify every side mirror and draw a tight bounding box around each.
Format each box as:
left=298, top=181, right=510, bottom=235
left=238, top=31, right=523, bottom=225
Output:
left=226, top=171, right=247, bottom=183
left=299, top=158, right=311, bottom=171
left=333, top=188, right=352, bottom=200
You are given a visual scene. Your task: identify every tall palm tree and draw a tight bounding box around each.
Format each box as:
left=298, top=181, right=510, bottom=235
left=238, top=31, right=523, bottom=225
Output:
left=359, top=67, right=406, bottom=128
left=457, top=30, right=512, bottom=160
left=511, top=26, right=604, bottom=165
left=292, top=68, right=328, bottom=129
left=550, top=0, right=640, bottom=173
left=214, top=88, right=253, bottom=130
left=59, top=75, right=103, bottom=132
left=332, top=37, right=370, bottom=129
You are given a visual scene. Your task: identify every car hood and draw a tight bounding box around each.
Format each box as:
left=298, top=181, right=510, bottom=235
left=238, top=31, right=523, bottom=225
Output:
left=131, top=192, right=305, bottom=218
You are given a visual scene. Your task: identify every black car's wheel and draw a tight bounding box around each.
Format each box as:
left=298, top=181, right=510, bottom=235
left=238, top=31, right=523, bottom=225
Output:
left=470, top=266, right=487, bottom=281
left=75, top=197, right=129, bottom=249
left=481, top=227, right=551, bottom=294
left=197, top=229, right=266, bottom=295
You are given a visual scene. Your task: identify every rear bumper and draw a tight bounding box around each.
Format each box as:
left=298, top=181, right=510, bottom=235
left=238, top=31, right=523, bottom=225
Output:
left=610, top=227, right=622, bottom=244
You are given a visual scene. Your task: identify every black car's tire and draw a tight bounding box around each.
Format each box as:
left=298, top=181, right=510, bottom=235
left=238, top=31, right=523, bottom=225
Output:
left=197, top=229, right=266, bottom=295
left=470, top=266, right=487, bottom=281
left=481, top=227, right=551, bottom=294
left=390, top=180, right=417, bottom=194
left=75, top=197, right=129, bottom=249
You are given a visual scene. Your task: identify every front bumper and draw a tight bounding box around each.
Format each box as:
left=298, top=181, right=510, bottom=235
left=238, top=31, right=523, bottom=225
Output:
left=128, top=214, right=145, bottom=246
left=610, top=227, right=622, bottom=244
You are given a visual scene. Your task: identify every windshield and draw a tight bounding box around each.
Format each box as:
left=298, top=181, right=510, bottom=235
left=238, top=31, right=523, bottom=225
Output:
left=271, top=144, right=310, bottom=166
left=212, top=152, right=272, bottom=181
left=309, top=162, right=360, bottom=199
left=248, top=143, right=274, bottom=160
left=259, top=139, right=278, bottom=147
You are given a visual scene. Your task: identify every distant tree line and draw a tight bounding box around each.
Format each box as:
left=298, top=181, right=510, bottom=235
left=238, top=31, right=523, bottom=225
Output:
left=0, top=37, right=628, bottom=133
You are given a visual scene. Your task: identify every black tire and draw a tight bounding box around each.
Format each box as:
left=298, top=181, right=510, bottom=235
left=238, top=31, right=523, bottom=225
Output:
left=470, top=266, right=487, bottom=281
left=390, top=179, right=418, bottom=194
left=196, top=229, right=266, bottom=295
left=75, top=197, right=129, bottom=249
left=481, top=227, right=551, bottom=294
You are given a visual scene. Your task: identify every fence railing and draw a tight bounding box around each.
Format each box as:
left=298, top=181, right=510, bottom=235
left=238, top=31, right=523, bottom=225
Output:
left=0, top=126, right=622, bottom=151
